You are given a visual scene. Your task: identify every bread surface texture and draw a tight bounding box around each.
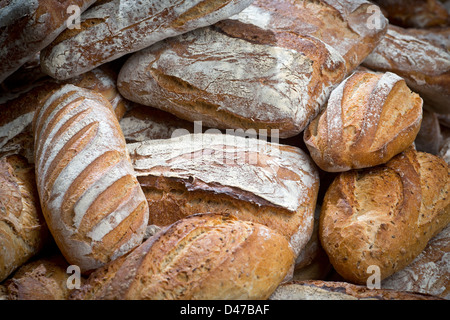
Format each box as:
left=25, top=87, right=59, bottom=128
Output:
left=71, top=213, right=295, bottom=300
left=304, top=71, right=423, bottom=172
left=32, top=84, right=149, bottom=273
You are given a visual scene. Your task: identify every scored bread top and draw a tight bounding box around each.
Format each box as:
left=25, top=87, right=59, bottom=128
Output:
left=128, top=133, right=318, bottom=213
left=32, top=84, right=148, bottom=273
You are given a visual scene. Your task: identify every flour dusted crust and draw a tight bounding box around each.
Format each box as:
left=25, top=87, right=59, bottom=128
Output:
left=319, top=147, right=450, bottom=284
left=71, top=213, right=295, bottom=300
left=363, top=24, right=450, bottom=114
left=128, top=133, right=319, bottom=256
left=33, top=84, right=149, bottom=273
left=304, top=71, right=423, bottom=172
left=40, top=0, right=255, bottom=80
left=0, top=0, right=96, bottom=83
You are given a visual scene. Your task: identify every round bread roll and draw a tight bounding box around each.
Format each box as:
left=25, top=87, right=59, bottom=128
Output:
left=319, top=147, right=449, bottom=284
left=304, top=71, right=423, bottom=172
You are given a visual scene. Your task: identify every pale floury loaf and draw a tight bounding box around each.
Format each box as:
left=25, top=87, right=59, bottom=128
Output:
left=32, top=84, right=149, bottom=273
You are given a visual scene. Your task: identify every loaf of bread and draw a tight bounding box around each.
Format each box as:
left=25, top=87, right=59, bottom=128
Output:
left=1, top=255, right=75, bottom=300
left=319, top=147, right=449, bottom=284
left=0, top=66, right=129, bottom=163
left=127, top=133, right=319, bottom=256
left=439, top=137, right=450, bottom=165
left=363, top=24, right=450, bottom=114
left=71, top=213, right=295, bottom=300
left=304, top=71, right=423, bottom=172
left=119, top=104, right=197, bottom=143
left=372, top=0, right=450, bottom=28
left=118, top=0, right=387, bottom=138
left=32, top=84, right=149, bottom=273
left=269, top=280, right=443, bottom=300
left=0, top=0, right=96, bottom=83
left=382, top=224, right=449, bottom=299
left=406, top=27, right=450, bottom=52
left=40, top=0, right=255, bottom=80
left=0, top=155, right=49, bottom=282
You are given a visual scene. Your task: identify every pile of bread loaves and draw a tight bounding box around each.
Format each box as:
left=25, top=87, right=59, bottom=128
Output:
left=0, top=0, right=449, bottom=300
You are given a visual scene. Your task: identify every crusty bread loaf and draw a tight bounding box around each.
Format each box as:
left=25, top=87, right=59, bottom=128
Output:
left=40, top=0, right=255, bottom=80
left=118, top=0, right=387, bottom=138
left=0, top=155, right=49, bottom=282
left=32, top=84, right=149, bottom=273
left=71, top=213, right=295, bottom=300
left=127, top=133, right=319, bottom=256
left=304, top=71, right=423, bottom=172
left=439, top=137, right=450, bottom=165
left=0, top=66, right=129, bottom=163
left=119, top=104, right=197, bottom=143
left=2, top=255, right=76, bottom=300
left=382, top=224, right=449, bottom=299
left=319, top=147, right=449, bottom=284
left=405, top=27, right=450, bottom=52
left=363, top=24, right=450, bottom=114
left=372, top=0, right=450, bottom=28
left=269, top=280, right=443, bottom=300
left=0, top=0, right=96, bottom=83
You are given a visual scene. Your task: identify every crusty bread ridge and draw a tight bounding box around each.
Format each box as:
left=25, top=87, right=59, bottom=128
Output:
left=32, top=84, right=149, bottom=273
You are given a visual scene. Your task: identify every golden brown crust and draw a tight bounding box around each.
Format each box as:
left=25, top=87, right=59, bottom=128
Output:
left=71, top=213, right=295, bottom=300
left=0, top=154, right=48, bottom=282
left=319, top=147, right=449, bottom=285
left=304, top=71, right=423, bottom=172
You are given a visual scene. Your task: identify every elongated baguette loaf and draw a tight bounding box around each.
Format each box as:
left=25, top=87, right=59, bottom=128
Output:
left=71, top=213, right=295, bottom=300
left=269, top=280, right=443, bottom=300
left=40, top=0, right=255, bottom=80
left=363, top=24, right=450, bottom=114
left=0, top=0, right=96, bottom=83
left=304, top=71, right=423, bottom=172
left=32, top=84, right=149, bottom=273
left=0, top=155, right=48, bottom=282
left=382, top=224, right=449, bottom=299
left=319, top=147, right=450, bottom=284
left=128, top=133, right=319, bottom=257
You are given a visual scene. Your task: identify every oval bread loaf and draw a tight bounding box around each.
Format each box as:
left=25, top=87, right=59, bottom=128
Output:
left=128, top=132, right=320, bottom=257
left=71, top=213, right=295, bottom=300
left=0, top=155, right=49, bottom=282
left=304, top=71, right=423, bottom=172
left=32, top=84, right=149, bottom=273
left=319, top=147, right=450, bottom=284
